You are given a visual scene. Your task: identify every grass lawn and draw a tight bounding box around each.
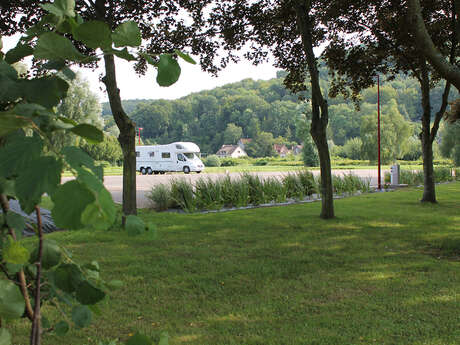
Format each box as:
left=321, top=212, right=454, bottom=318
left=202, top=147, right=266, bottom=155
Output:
left=12, top=183, right=460, bottom=345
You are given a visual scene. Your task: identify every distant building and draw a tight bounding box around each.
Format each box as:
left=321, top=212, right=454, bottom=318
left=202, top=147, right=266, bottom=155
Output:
left=273, top=144, right=291, bottom=157
left=237, top=138, right=252, bottom=150
left=292, top=144, right=303, bottom=155
left=216, top=145, right=248, bottom=158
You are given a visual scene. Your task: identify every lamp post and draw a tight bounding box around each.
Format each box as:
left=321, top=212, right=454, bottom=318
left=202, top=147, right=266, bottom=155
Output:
left=377, top=75, right=381, bottom=190
left=138, top=127, right=143, bottom=145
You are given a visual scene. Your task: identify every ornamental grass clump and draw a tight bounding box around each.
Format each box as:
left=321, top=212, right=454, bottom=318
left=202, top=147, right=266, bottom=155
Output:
left=296, top=170, right=317, bottom=196
left=194, top=177, right=223, bottom=210
left=148, top=184, right=172, bottom=211
left=283, top=173, right=305, bottom=200
left=241, top=173, right=265, bottom=205
left=433, top=167, right=454, bottom=182
left=170, top=178, right=196, bottom=212
left=226, top=177, right=250, bottom=207
left=400, top=170, right=424, bottom=186
left=263, top=177, right=287, bottom=203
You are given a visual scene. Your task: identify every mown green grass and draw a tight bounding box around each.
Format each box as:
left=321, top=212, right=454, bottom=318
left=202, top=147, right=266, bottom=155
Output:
left=13, top=183, right=460, bottom=345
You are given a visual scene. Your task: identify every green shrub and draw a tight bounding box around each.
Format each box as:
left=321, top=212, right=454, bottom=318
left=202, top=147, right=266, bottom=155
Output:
left=148, top=184, right=172, bottom=211
left=204, top=155, right=221, bottom=167
left=221, top=158, right=237, bottom=166
left=255, top=159, right=268, bottom=166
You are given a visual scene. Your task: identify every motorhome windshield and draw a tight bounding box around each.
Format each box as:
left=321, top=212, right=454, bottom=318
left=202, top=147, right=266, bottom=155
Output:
left=184, top=152, right=198, bottom=159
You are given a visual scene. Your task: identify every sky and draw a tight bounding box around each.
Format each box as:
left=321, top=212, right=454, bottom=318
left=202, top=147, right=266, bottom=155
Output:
left=3, top=34, right=280, bottom=103
left=79, top=56, right=280, bottom=102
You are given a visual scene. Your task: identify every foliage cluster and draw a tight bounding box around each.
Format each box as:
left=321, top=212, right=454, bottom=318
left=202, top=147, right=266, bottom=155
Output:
left=147, top=171, right=372, bottom=212
left=0, top=0, right=188, bottom=343
left=384, top=167, right=455, bottom=185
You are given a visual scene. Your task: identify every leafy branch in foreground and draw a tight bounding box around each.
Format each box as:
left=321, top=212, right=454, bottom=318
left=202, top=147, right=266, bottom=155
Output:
left=0, top=0, right=194, bottom=344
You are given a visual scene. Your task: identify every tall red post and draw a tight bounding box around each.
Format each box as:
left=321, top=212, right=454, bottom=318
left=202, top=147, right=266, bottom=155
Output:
left=138, top=127, right=143, bottom=145
left=377, top=75, right=381, bottom=190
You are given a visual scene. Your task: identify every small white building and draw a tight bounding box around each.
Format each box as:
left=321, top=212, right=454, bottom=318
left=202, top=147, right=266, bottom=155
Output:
left=216, top=145, right=247, bottom=158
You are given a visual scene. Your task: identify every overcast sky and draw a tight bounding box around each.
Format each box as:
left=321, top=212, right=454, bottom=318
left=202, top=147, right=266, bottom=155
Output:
left=78, top=56, right=280, bottom=102
left=3, top=34, right=280, bottom=103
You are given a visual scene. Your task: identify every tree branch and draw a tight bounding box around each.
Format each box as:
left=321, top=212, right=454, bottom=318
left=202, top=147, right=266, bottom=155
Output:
left=0, top=194, right=34, bottom=321
left=407, top=0, right=460, bottom=91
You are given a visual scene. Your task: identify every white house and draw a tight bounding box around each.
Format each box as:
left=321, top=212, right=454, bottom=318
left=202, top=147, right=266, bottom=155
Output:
left=216, top=144, right=247, bottom=158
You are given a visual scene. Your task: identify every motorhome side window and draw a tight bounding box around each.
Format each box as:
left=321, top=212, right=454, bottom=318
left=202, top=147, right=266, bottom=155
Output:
left=136, top=151, right=140, bottom=157
left=177, top=153, right=185, bottom=161
left=162, top=152, right=171, bottom=159
left=175, top=144, right=184, bottom=149
left=149, top=151, right=155, bottom=157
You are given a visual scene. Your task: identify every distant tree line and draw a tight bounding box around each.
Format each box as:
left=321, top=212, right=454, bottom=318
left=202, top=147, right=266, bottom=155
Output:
left=101, top=67, right=455, bottom=161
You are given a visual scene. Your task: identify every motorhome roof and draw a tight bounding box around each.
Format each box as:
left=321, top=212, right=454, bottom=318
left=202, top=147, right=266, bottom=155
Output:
left=135, top=142, right=200, bottom=152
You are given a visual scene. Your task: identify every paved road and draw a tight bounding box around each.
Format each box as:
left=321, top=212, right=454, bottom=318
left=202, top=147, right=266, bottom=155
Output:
left=95, top=169, right=388, bottom=208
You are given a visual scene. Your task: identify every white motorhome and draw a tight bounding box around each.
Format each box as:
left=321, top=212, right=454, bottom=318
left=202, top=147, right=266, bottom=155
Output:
left=136, top=142, right=205, bottom=174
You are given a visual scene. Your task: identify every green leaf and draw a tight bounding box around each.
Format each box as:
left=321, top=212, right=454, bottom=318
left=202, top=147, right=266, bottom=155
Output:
left=74, top=21, right=112, bottom=49
left=72, top=305, right=92, bottom=328
left=158, top=332, right=169, bottom=345
left=0, top=328, right=12, bottom=345
left=76, top=281, right=106, bottom=305
left=0, top=114, right=32, bottom=136
left=112, top=21, right=141, bottom=48
left=0, top=60, right=18, bottom=79
left=41, top=315, right=51, bottom=329
left=42, top=59, right=66, bottom=71
left=54, top=263, right=84, bottom=293
left=126, top=332, right=152, bottom=345
left=23, top=76, right=69, bottom=108
left=3, top=239, right=29, bottom=265
left=81, top=189, right=116, bottom=230
left=174, top=50, right=197, bottom=65
left=110, top=48, right=137, bottom=61
left=0, top=136, right=43, bottom=179
left=40, top=0, right=75, bottom=18
left=51, top=180, right=95, bottom=229
left=0, top=280, right=25, bottom=319
left=30, top=241, right=61, bottom=269
left=58, top=116, right=78, bottom=126
left=70, top=124, right=104, bottom=144
left=0, top=178, right=15, bottom=197
left=156, top=54, right=181, bottom=87
left=107, top=280, right=123, bottom=289
left=140, top=53, right=157, bottom=66
left=125, top=215, right=145, bottom=236
left=54, top=320, right=70, bottom=336
left=6, top=212, right=24, bottom=239
left=7, top=103, right=51, bottom=118
left=5, top=43, right=34, bottom=64
left=35, top=32, right=86, bottom=62
left=16, top=156, right=62, bottom=213
left=0, top=61, right=22, bottom=103
left=63, top=146, right=103, bottom=180
left=62, top=67, right=77, bottom=80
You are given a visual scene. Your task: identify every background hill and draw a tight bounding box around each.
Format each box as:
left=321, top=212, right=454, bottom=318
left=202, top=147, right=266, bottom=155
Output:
left=101, top=69, right=455, bottom=155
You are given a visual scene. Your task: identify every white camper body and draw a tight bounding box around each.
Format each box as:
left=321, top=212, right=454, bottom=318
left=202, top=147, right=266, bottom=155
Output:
left=136, top=142, right=205, bottom=174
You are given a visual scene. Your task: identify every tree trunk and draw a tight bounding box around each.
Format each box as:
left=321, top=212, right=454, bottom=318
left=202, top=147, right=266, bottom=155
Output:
left=419, top=60, right=437, bottom=203
left=295, top=0, right=334, bottom=219
left=102, top=54, right=137, bottom=218
left=95, top=0, right=137, bottom=221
